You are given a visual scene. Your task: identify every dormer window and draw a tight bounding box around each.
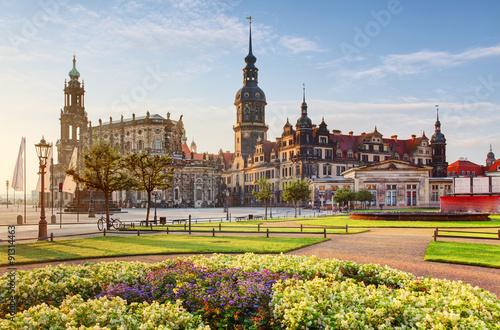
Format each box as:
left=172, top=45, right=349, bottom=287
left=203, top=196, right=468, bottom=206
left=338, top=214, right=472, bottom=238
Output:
left=320, top=137, right=327, bottom=144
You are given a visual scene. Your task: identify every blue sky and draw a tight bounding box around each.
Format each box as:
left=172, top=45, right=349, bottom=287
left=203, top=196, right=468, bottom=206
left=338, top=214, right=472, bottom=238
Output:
left=1, top=0, right=500, bottom=193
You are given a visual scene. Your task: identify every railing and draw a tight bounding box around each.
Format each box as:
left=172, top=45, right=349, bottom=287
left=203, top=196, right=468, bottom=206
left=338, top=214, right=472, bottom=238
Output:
left=8, top=223, right=351, bottom=243
left=433, top=227, right=500, bottom=241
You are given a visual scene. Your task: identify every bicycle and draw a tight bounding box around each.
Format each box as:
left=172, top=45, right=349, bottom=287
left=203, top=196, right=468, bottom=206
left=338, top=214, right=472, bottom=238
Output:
left=97, top=215, right=122, bottom=231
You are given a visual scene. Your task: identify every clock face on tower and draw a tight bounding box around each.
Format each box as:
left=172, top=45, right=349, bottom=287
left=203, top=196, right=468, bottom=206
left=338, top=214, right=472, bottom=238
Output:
left=243, top=131, right=250, bottom=138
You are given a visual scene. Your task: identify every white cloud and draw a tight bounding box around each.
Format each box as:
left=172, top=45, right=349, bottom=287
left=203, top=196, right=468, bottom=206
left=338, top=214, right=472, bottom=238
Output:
left=278, top=35, right=324, bottom=54
left=347, top=44, right=500, bottom=80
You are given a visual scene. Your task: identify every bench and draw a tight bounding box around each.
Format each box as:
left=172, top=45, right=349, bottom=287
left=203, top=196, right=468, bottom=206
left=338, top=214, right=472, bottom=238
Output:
left=172, top=219, right=187, bottom=225
left=235, top=216, right=247, bottom=222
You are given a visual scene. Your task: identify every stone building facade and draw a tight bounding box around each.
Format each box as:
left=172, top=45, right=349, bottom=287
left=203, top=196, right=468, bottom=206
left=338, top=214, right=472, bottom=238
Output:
left=55, top=57, right=225, bottom=210
left=223, top=23, right=449, bottom=209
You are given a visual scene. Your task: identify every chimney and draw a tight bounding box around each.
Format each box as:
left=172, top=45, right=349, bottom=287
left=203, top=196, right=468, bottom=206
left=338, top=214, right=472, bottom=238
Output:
left=132, top=113, right=135, bottom=121
left=391, top=135, right=397, bottom=140
left=411, top=134, right=416, bottom=139
left=333, top=130, right=342, bottom=136
left=349, top=131, right=353, bottom=136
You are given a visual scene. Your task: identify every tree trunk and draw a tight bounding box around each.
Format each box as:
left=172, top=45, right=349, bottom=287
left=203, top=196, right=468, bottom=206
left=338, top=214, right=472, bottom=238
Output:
left=145, top=191, right=151, bottom=226
left=294, top=201, right=297, bottom=218
left=104, top=191, right=111, bottom=230
left=264, top=199, right=268, bottom=220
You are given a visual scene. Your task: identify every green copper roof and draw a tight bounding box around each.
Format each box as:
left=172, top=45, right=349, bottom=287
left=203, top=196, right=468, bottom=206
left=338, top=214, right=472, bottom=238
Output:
left=68, top=55, right=80, bottom=81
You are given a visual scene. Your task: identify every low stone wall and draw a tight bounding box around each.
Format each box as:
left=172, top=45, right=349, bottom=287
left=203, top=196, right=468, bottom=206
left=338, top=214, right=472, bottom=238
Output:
left=349, top=211, right=491, bottom=221
left=440, top=195, right=500, bottom=213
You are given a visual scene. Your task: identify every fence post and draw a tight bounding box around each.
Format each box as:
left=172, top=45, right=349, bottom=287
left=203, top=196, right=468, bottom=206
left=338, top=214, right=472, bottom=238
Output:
left=137, top=229, right=140, bottom=236
left=103, top=228, right=106, bottom=237
left=212, top=227, right=215, bottom=237
left=434, top=229, right=437, bottom=241
left=150, top=223, right=153, bottom=230
left=132, top=222, right=135, bottom=229
left=258, top=224, right=260, bottom=232
left=166, top=227, right=169, bottom=235
left=346, top=224, right=348, bottom=233
left=324, top=228, right=327, bottom=238
left=184, top=223, right=186, bottom=231
left=50, top=233, right=54, bottom=242
left=300, top=224, right=303, bottom=232
left=209, top=219, right=211, bottom=223
left=189, top=215, right=192, bottom=235
left=266, top=228, right=269, bottom=238
left=498, top=229, right=500, bottom=239
left=219, top=223, right=221, bottom=231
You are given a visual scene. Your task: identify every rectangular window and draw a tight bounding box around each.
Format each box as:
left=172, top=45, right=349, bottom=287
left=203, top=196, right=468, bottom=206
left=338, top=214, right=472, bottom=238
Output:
left=373, top=155, right=380, bottom=162
left=315, top=149, right=322, bottom=158
left=326, top=149, right=333, bottom=159
left=406, top=184, right=417, bottom=206
left=362, top=154, right=368, bottom=162
left=336, top=166, right=346, bottom=176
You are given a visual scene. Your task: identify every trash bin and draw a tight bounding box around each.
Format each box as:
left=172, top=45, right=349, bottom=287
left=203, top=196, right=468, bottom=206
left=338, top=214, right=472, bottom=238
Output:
left=17, top=215, right=23, bottom=225
left=248, top=214, right=253, bottom=220
left=160, top=217, right=166, bottom=225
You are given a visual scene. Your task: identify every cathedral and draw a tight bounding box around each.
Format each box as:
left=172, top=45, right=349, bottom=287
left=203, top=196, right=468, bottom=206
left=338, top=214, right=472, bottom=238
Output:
left=55, top=20, right=452, bottom=211
left=55, top=57, right=226, bottom=210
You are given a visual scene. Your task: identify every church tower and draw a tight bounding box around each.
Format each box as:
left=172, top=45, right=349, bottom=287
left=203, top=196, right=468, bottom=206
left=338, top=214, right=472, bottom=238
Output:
left=430, top=106, right=448, bottom=177
left=233, top=18, right=268, bottom=158
left=57, top=56, right=88, bottom=167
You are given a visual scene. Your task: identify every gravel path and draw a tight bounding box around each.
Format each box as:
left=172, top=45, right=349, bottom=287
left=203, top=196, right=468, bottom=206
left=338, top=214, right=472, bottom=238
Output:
left=2, top=225, right=499, bottom=298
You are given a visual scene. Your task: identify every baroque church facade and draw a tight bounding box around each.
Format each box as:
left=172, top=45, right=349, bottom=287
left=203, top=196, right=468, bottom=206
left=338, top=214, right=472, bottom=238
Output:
left=223, top=23, right=450, bottom=208
left=55, top=57, right=226, bottom=210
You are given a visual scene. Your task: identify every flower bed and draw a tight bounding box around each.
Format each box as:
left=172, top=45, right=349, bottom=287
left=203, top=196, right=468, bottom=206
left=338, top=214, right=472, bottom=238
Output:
left=1, top=254, right=499, bottom=329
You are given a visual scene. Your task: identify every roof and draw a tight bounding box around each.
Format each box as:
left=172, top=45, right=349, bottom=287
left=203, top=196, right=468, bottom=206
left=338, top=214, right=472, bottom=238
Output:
left=447, top=159, right=485, bottom=175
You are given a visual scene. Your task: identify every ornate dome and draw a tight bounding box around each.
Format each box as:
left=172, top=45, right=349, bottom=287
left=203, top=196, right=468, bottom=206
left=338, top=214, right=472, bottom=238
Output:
left=68, top=55, right=80, bottom=81
left=235, top=86, right=266, bottom=104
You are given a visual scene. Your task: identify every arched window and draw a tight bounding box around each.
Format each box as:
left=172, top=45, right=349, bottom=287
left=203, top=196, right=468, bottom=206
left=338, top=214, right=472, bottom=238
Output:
left=154, top=139, right=162, bottom=150
left=137, top=140, right=144, bottom=150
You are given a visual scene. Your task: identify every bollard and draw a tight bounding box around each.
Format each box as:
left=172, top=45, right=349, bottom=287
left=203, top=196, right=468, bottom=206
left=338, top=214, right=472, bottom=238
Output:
left=212, top=227, right=215, bottom=237
left=17, top=215, right=23, bottom=225
left=132, top=222, right=135, bottom=229
left=150, top=223, right=153, bottom=230
left=51, top=214, right=57, bottom=224
left=103, top=229, right=106, bottom=237
left=50, top=233, right=54, bottom=242
left=266, top=228, right=269, bottom=238
left=324, top=228, right=327, bottom=238
left=434, top=229, right=437, bottom=241
left=166, top=227, right=169, bottom=234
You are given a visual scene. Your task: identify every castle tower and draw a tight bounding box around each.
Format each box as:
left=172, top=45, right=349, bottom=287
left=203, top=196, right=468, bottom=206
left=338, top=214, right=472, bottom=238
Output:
left=57, top=56, right=88, bottom=167
left=486, top=144, right=495, bottom=167
left=233, top=17, right=268, bottom=158
left=430, top=106, right=448, bottom=177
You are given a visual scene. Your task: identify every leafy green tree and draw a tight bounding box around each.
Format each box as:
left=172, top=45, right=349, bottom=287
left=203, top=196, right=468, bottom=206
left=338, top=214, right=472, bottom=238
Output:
left=252, top=178, right=273, bottom=220
left=356, top=190, right=375, bottom=209
left=333, top=188, right=356, bottom=211
left=122, top=151, right=174, bottom=226
left=282, top=179, right=312, bottom=218
left=66, top=137, right=132, bottom=229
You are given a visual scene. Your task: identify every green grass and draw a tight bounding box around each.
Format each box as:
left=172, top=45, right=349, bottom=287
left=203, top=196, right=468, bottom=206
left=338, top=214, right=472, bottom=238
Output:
left=425, top=241, right=500, bottom=268
left=297, top=215, right=500, bottom=228
left=1, top=235, right=327, bottom=266
left=435, top=229, right=500, bottom=239
left=128, top=222, right=368, bottom=234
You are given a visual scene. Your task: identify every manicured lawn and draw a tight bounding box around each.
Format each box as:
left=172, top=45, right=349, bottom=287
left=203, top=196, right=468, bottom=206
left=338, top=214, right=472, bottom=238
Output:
left=0, top=235, right=327, bottom=265
left=298, top=215, right=500, bottom=228
left=129, top=222, right=368, bottom=234
left=425, top=241, right=500, bottom=268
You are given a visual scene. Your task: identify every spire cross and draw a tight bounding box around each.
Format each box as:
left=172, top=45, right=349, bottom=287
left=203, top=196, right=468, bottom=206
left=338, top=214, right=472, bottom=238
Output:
left=435, top=104, right=439, bottom=120
left=303, top=83, right=306, bottom=101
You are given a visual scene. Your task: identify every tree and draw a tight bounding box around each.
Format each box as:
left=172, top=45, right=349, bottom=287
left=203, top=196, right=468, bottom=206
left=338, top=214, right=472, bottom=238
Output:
left=122, top=151, right=174, bottom=226
left=252, top=178, right=272, bottom=220
left=66, top=137, right=132, bottom=229
left=333, top=188, right=356, bottom=211
left=282, top=179, right=312, bottom=218
left=356, top=190, right=375, bottom=209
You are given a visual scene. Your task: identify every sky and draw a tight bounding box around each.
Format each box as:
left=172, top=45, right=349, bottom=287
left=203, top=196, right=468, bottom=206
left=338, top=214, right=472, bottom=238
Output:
left=1, top=0, right=500, bottom=195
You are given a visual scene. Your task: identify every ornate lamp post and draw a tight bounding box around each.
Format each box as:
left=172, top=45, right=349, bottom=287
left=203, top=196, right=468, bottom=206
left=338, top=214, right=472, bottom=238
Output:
left=35, top=137, right=51, bottom=241
left=5, top=180, right=8, bottom=208
left=153, top=188, right=158, bottom=222
left=225, top=189, right=230, bottom=220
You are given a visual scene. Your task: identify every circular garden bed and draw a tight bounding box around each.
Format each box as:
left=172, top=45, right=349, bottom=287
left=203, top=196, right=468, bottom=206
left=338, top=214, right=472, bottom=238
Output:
left=350, top=211, right=491, bottom=221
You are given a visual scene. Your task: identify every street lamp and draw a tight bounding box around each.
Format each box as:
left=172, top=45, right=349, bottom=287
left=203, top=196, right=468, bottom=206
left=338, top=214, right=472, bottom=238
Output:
left=153, top=188, right=158, bottom=222
left=35, top=137, right=51, bottom=241
left=5, top=180, right=8, bottom=208
left=225, top=189, right=230, bottom=220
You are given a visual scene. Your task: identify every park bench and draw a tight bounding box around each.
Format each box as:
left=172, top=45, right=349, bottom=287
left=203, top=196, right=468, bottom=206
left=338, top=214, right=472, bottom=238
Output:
left=171, top=219, right=187, bottom=224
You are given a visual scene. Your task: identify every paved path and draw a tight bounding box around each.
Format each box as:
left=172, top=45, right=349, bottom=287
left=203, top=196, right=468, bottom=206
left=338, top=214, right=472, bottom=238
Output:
left=1, top=224, right=499, bottom=297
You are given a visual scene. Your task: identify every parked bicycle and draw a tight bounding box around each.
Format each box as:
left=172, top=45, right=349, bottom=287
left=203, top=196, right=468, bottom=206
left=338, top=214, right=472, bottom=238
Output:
left=97, top=214, right=122, bottom=231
